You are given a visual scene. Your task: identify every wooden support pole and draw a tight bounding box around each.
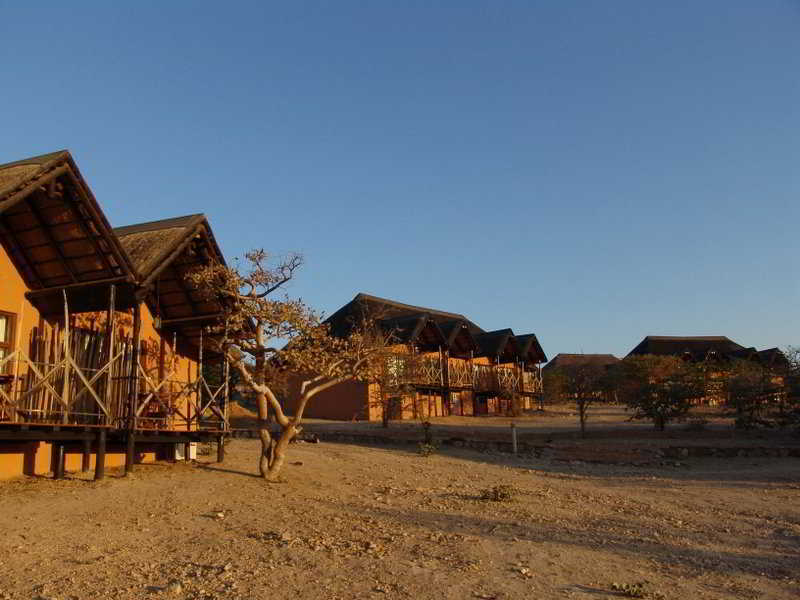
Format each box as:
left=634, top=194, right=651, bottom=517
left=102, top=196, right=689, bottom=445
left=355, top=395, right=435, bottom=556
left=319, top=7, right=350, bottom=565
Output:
left=104, top=285, right=115, bottom=426
left=53, top=443, right=65, bottom=479
left=94, top=429, right=106, bottom=480
left=511, top=422, right=518, bottom=455
left=184, top=441, right=192, bottom=462
left=81, top=437, right=91, bottom=472
left=126, top=301, right=142, bottom=475
left=125, top=432, right=135, bottom=474
left=217, top=434, right=225, bottom=463
left=61, top=290, right=71, bottom=424
left=223, top=356, right=230, bottom=431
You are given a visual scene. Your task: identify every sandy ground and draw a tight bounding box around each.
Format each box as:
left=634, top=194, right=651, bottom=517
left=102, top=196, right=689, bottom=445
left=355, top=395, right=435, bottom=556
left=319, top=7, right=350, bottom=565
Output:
left=0, top=435, right=798, bottom=600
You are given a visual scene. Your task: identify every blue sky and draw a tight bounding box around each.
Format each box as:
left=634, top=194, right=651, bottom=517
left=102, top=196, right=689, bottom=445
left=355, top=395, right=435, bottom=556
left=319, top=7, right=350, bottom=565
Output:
left=1, top=2, right=798, bottom=358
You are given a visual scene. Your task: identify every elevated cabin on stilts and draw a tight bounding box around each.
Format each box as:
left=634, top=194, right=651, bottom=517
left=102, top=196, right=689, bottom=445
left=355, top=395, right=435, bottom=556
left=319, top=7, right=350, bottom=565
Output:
left=0, top=150, right=231, bottom=481
left=284, top=293, right=547, bottom=422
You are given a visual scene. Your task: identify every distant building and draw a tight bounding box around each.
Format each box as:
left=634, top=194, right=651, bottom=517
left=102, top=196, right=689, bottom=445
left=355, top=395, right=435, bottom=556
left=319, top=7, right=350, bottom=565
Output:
left=285, top=293, right=547, bottom=421
left=626, top=336, right=787, bottom=367
left=626, top=336, right=789, bottom=405
left=542, top=354, right=620, bottom=403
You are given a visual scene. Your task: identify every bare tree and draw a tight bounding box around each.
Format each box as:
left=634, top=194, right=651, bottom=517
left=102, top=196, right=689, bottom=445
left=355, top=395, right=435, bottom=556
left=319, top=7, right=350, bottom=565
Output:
left=189, top=251, right=381, bottom=481
left=552, top=362, right=605, bottom=437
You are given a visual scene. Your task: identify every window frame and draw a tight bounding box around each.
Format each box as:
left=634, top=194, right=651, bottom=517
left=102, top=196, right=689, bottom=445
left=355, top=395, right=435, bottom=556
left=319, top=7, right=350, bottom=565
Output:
left=0, top=311, right=16, bottom=373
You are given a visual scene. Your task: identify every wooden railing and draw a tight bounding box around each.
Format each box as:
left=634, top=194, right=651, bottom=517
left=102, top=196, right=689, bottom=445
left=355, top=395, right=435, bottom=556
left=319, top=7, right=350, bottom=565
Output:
left=382, top=355, right=542, bottom=396
left=448, top=358, right=473, bottom=388
left=521, top=370, right=542, bottom=393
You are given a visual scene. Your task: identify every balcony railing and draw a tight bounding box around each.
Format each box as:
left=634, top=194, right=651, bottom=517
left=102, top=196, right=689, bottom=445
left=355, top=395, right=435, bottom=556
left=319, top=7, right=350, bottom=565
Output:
left=448, top=359, right=473, bottom=388
left=521, top=370, right=542, bottom=393
left=383, top=355, right=542, bottom=395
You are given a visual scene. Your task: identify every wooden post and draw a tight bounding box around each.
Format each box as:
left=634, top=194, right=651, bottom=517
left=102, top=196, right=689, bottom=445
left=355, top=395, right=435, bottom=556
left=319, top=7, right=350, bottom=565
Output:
left=126, top=301, right=142, bottom=475
left=104, top=285, right=116, bottom=426
left=81, top=437, right=91, bottom=472
left=94, top=429, right=106, bottom=480
left=223, top=356, right=230, bottom=431
left=53, top=443, right=65, bottom=479
left=217, top=434, right=225, bottom=463
left=440, top=346, right=450, bottom=416
left=195, top=327, right=203, bottom=432
left=61, top=290, right=71, bottom=424
left=184, top=441, right=192, bottom=462
left=511, top=422, right=518, bottom=455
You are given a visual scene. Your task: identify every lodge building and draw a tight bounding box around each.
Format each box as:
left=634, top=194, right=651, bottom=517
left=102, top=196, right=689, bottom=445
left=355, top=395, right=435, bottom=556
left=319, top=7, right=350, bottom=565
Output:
left=0, top=150, right=230, bottom=480
left=286, top=293, right=547, bottom=421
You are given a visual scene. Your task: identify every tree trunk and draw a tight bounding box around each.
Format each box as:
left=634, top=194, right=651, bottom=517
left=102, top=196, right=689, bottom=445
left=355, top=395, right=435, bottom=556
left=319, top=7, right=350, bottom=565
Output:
left=264, top=424, right=298, bottom=481
left=256, top=391, right=273, bottom=479
left=381, top=391, right=390, bottom=428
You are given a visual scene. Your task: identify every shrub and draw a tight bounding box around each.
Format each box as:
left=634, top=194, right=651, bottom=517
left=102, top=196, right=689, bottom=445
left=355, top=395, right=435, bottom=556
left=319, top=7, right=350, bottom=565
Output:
left=480, top=484, right=517, bottom=502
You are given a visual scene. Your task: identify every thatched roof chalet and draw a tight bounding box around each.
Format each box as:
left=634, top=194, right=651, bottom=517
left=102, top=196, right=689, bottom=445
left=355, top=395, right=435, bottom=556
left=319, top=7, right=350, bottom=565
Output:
left=626, top=336, right=788, bottom=368
left=0, top=150, right=228, bottom=355
left=325, top=293, right=547, bottom=364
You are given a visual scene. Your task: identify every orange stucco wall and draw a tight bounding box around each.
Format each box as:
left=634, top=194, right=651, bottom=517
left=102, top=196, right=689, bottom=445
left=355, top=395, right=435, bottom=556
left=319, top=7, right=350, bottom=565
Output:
left=0, top=442, right=157, bottom=480
left=283, top=376, right=371, bottom=421
left=1, top=244, right=199, bottom=479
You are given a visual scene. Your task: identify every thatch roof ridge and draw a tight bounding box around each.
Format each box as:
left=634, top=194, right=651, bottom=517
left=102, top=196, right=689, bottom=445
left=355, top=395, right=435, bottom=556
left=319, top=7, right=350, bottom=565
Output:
left=113, top=214, right=224, bottom=280
left=113, top=213, right=205, bottom=236
left=353, top=293, right=478, bottom=327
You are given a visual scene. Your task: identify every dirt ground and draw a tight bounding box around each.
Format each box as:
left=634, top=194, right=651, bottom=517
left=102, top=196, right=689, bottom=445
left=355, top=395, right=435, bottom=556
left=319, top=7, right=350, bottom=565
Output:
left=0, top=434, right=798, bottom=600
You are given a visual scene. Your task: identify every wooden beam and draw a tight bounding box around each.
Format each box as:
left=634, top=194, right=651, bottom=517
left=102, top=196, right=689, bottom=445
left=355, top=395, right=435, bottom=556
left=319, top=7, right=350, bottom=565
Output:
left=59, top=177, right=116, bottom=275
left=15, top=198, right=78, bottom=282
left=0, top=214, right=44, bottom=288
left=160, top=313, right=224, bottom=326
left=0, top=164, right=69, bottom=214
left=24, top=276, right=127, bottom=298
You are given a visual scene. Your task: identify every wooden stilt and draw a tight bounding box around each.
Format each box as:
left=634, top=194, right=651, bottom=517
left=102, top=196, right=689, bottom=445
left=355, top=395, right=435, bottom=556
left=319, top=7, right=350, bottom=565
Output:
left=53, top=443, right=65, bottom=479
left=126, top=301, right=142, bottom=475
left=217, top=434, right=225, bottom=463
left=184, top=441, right=191, bottom=462
left=125, top=432, right=135, bottom=473
left=94, top=429, right=106, bottom=480
left=81, top=437, right=91, bottom=472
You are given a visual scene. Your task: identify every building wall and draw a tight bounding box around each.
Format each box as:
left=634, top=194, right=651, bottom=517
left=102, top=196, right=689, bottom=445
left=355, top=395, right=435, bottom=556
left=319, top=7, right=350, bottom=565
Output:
left=283, top=376, right=371, bottom=421
left=0, top=441, right=157, bottom=481
left=1, top=245, right=200, bottom=479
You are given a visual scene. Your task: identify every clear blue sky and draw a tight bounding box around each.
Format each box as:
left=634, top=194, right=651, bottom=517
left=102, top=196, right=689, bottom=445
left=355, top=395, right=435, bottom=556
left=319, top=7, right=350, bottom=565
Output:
left=2, top=2, right=798, bottom=359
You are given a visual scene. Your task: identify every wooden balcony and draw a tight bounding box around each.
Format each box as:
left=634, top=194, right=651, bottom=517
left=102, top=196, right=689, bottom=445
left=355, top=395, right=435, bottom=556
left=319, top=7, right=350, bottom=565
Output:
left=447, top=358, right=473, bottom=388
left=521, top=370, right=542, bottom=393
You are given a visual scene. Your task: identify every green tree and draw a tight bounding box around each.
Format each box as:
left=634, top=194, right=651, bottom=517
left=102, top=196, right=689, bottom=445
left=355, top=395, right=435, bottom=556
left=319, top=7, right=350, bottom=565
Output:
left=619, top=355, right=702, bottom=431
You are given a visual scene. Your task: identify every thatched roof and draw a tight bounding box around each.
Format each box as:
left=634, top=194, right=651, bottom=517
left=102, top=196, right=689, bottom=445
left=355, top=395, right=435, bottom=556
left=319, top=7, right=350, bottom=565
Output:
left=514, top=333, right=548, bottom=363
left=379, top=314, right=446, bottom=348
left=326, top=293, right=483, bottom=336
left=114, top=213, right=227, bottom=354
left=474, top=329, right=519, bottom=362
left=0, top=150, right=136, bottom=311
left=114, top=214, right=208, bottom=279
left=627, top=336, right=746, bottom=360
left=0, top=151, right=69, bottom=202
left=543, top=353, right=619, bottom=372
left=438, top=319, right=479, bottom=357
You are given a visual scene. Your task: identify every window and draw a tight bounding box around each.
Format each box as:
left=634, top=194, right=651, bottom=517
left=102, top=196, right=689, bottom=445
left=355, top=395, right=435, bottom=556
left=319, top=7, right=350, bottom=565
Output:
left=0, top=312, right=15, bottom=373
